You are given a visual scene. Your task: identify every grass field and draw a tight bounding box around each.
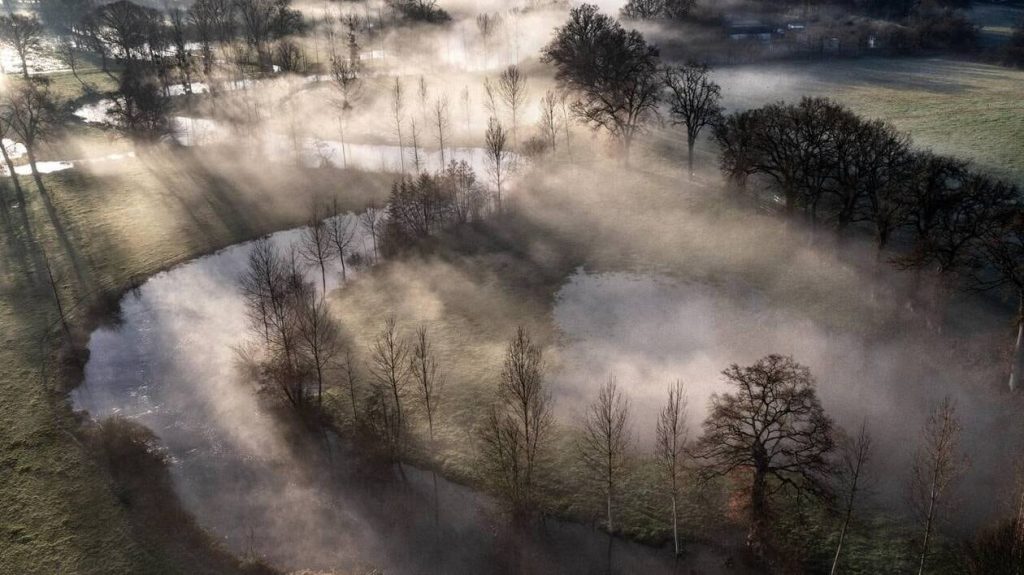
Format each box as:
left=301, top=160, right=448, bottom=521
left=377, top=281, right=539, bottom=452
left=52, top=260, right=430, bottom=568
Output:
left=2, top=51, right=1021, bottom=573
left=715, top=57, right=1024, bottom=185
left=0, top=146, right=390, bottom=573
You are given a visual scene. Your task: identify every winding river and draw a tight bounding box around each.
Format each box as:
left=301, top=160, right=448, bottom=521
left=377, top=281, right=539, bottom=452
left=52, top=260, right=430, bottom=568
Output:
left=69, top=218, right=737, bottom=574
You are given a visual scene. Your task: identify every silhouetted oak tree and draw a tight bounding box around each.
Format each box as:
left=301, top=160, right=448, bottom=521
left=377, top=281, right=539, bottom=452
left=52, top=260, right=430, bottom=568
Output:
left=693, top=354, right=835, bottom=553
left=662, top=62, right=722, bottom=177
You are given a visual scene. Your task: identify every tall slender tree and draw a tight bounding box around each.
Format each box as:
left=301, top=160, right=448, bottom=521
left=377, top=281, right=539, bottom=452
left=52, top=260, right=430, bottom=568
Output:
left=911, top=397, right=967, bottom=575
left=830, top=419, right=873, bottom=575
left=296, top=288, right=339, bottom=406
left=370, top=316, right=410, bottom=457
left=411, top=324, right=443, bottom=443
left=485, top=118, right=511, bottom=212
left=482, top=327, right=551, bottom=516
left=578, top=377, right=632, bottom=533
left=655, top=380, right=688, bottom=557
left=299, top=202, right=335, bottom=293
left=497, top=65, right=527, bottom=147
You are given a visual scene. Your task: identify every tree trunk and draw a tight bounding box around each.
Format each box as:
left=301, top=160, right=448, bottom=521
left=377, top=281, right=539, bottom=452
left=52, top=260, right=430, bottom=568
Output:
left=1, top=139, right=24, bottom=204
left=26, top=147, right=45, bottom=195
left=316, top=363, right=323, bottom=406
left=1010, top=294, right=1024, bottom=392
left=918, top=481, right=938, bottom=575
left=607, top=485, right=613, bottom=533
left=749, top=468, right=768, bottom=554
left=41, top=249, right=71, bottom=337
left=830, top=502, right=854, bottom=575
left=687, top=136, right=695, bottom=179
left=671, top=493, right=679, bottom=557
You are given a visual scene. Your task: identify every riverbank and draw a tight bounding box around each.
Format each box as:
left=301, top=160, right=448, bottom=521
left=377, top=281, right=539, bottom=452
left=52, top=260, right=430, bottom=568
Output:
left=0, top=148, right=391, bottom=573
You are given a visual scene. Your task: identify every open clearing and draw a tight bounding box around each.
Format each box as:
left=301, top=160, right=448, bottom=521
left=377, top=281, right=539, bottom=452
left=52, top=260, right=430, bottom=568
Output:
left=716, top=57, right=1024, bottom=184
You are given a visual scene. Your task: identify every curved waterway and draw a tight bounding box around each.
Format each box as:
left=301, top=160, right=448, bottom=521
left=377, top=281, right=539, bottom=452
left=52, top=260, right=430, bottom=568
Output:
left=70, top=218, right=731, bottom=574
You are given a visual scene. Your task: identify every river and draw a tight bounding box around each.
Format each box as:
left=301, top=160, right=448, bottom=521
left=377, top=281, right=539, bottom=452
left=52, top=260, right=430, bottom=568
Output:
left=69, top=219, right=740, bottom=574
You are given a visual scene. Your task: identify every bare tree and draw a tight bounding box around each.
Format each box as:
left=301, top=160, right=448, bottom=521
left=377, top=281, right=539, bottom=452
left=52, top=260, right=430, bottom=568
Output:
left=830, top=419, right=873, bottom=575
left=485, top=117, right=511, bottom=213
left=299, top=203, right=336, bottom=293
left=620, top=0, right=665, bottom=19
left=409, top=118, right=423, bottom=173
left=482, top=76, right=498, bottom=119
left=578, top=377, right=632, bottom=533
left=360, top=202, right=382, bottom=263
left=497, top=64, right=528, bottom=147
left=460, top=85, right=471, bottom=137
left=94, top=0, right=156, bottom=63
left=475, top=12, right=498, bottom=66
left=692, top=355, right=835, bottom=552
left=417, top=75, right=430, bottom=124
left=410, top=324, right=443, bottom=442
left=663, top=63, right=722, bottom=177
left=189, top=0, right=218, bottom=76
left=296, top=288, right=340, bottom=406
left=446, top=159, right=485, bottom=223
left=542, top=5, right=661, bottom=163
left=188, top=0, right=235, bottom=77
left=109, top=66, right=171, bottom=145
left=170, top=8, right=194, bottom=96
left=370, top=316, right=410, bottom=457
left=432, top=95, right=450, bottom=170
left=5, top=80, right=60, bottom=196
left=0, top=14, right=43, bottom=79
left=329, top=53, right=362, bottom=169
left=56, top=38, right=87, bottom=89
left=559, top=91, right=574, bottom=164
left=911, top=396, right=968, bottom=575
left=973, top=209, right=1024, bottom=390
left=233, top=0, right=300, bottom=73
left=391, top=77, right=407, bottom=173
left=0, top=110, right=25, bottom=210
left=539, top=90, right=561, bottom=153
left=327, top=198, right=357, bottom=282
left=340, top=346, right=360, bottom=425
left=240, top=236, right=281, bottom=345
left=482, top=327, right=552, bottom=515
left=655, top=379, right=688, bottom=557
left=240, top=238, right=307, bottom=406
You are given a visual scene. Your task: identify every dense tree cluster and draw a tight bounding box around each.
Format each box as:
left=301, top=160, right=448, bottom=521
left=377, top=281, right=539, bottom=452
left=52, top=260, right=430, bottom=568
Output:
left=382, top=161, right=490, bottom=250
left=387, top=0, right=452, bottom=24
left=619, top=0, right=695, bottom=21
left=43, top=0, right=303, bottom=82
left=715, top=98, right=1024, bottom=389
left=240, top=236, right=341, bottom=409
left=715, top=97, right=1019, bottom=257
